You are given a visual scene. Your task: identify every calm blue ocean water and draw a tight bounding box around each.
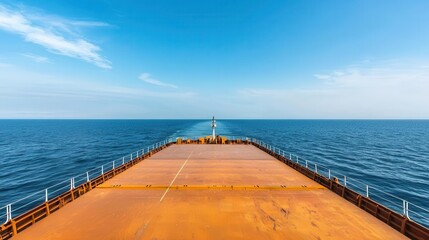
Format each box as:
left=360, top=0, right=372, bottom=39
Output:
left=0, top=120, right=428, bottom=225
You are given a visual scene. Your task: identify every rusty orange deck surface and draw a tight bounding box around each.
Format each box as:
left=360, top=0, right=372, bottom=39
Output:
left=13, top=145, right=408, bottom=239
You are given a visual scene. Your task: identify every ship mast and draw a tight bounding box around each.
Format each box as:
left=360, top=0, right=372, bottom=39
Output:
left=211, top=116, right=216, bottom=141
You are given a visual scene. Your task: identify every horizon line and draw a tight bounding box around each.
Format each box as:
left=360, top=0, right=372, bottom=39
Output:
left=1, top=118, right=429, bottom=121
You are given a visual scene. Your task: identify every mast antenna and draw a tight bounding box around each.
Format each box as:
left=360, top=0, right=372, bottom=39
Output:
left=211, top=116, right=216, bottom=141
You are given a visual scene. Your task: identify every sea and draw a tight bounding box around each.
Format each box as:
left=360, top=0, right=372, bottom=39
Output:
left=0, top=120, right=428, bottom=226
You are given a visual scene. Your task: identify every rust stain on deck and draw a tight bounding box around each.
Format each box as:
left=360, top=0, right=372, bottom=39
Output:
left=12, top=145, right=407, bottom=240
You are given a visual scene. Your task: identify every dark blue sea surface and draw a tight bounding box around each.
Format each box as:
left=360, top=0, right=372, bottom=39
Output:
left=0, top=120, right=428, bottom=226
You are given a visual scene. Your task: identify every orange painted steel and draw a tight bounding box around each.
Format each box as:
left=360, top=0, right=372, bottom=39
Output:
left=0, top=143, right=171, bottom=240
left=1, top=143, right=416, bottom=239
left=96, top=184, right=326, bottom=191
left=253, top=142, right=429, bottom=240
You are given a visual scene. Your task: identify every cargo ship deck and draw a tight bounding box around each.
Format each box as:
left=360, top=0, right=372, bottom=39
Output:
left=11, top=144, right=407, bottom=239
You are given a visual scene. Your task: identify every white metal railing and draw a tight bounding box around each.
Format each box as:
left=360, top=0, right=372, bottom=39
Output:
left=250, top=138, right=429, bottom=228
left=1, top=137, right=174, bottom=224
left=2, top=136, right=428, bottom=229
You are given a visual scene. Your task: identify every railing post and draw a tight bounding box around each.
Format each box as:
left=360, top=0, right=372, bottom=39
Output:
left=406, top=201, right=409, bottom=218
left=315, top=164, right=318, bottom=173
left=70, top=178, right=75, bottom=190
left=5, top=204, right=12, bottom=223
left=101, top=165, right=104, bottom=174
left=403, top=200, right=409, bottom=218
left=130, top=153, right=132, bottom=160
left=113, top=161, right=115, bottom=169
left=86, top=172, right=90, bottom=182
left=328, top=169, right=331, bottom=179
left=45, top=189, right=48, bottom=202
left=344, top=176, right=347, bottom=187
left=122, top=157, right=125, bottom=165
left=366, top=185, right=369, bottom=198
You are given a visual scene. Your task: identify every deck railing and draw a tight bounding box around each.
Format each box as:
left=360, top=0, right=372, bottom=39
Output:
left=0, top=137, right=174, bottom=226
left=1, top=135, right=428, bottom=239
left=250, top=138, right=429, bottom=235
left=175, top=135, right=429, bottom=230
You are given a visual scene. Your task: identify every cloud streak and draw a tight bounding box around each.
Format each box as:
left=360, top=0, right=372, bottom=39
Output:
left=0, top=4, right=111, bottom=69
left=139, top=73, right=178, bottom=88
left=22, top=53, right=49, bottom=63
left=0, top=66, right=196, bottom=118
left=236, top=60, right=429, bottom=118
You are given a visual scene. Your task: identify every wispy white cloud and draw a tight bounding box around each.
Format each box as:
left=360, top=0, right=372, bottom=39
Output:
left=236, top=60, right=429, bottom=118
left=313, top=74, right=331, bottom=80
left=0, top=67, right=196, bottom=118
left=139, top=73, right=178, bottom=88
left=22, top=53, right=49, bottom=63
left=0, top=4, right=111, bottom=69
left=70, top=21, right=112, bottom=28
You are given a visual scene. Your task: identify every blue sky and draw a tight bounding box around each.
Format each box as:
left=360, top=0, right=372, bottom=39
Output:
left=1, top=0, right=429, bottom=119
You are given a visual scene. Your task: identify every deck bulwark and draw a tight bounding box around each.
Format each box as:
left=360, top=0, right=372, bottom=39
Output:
left=11, top=144, right=408, bottom=239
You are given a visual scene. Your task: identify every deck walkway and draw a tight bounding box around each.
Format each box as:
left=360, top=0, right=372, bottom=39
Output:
left=13, top=144, right=407, bottom=239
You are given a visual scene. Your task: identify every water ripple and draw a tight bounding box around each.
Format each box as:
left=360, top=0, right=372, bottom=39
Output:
left=0, top=119, right=428, bottom=225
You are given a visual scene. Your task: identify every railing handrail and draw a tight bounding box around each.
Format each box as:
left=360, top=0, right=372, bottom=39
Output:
left=250, top=138, right=429, bottom=227
left=1, top=137, right=175, bottom=224
left=1, top=135, right=428, bottom=228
